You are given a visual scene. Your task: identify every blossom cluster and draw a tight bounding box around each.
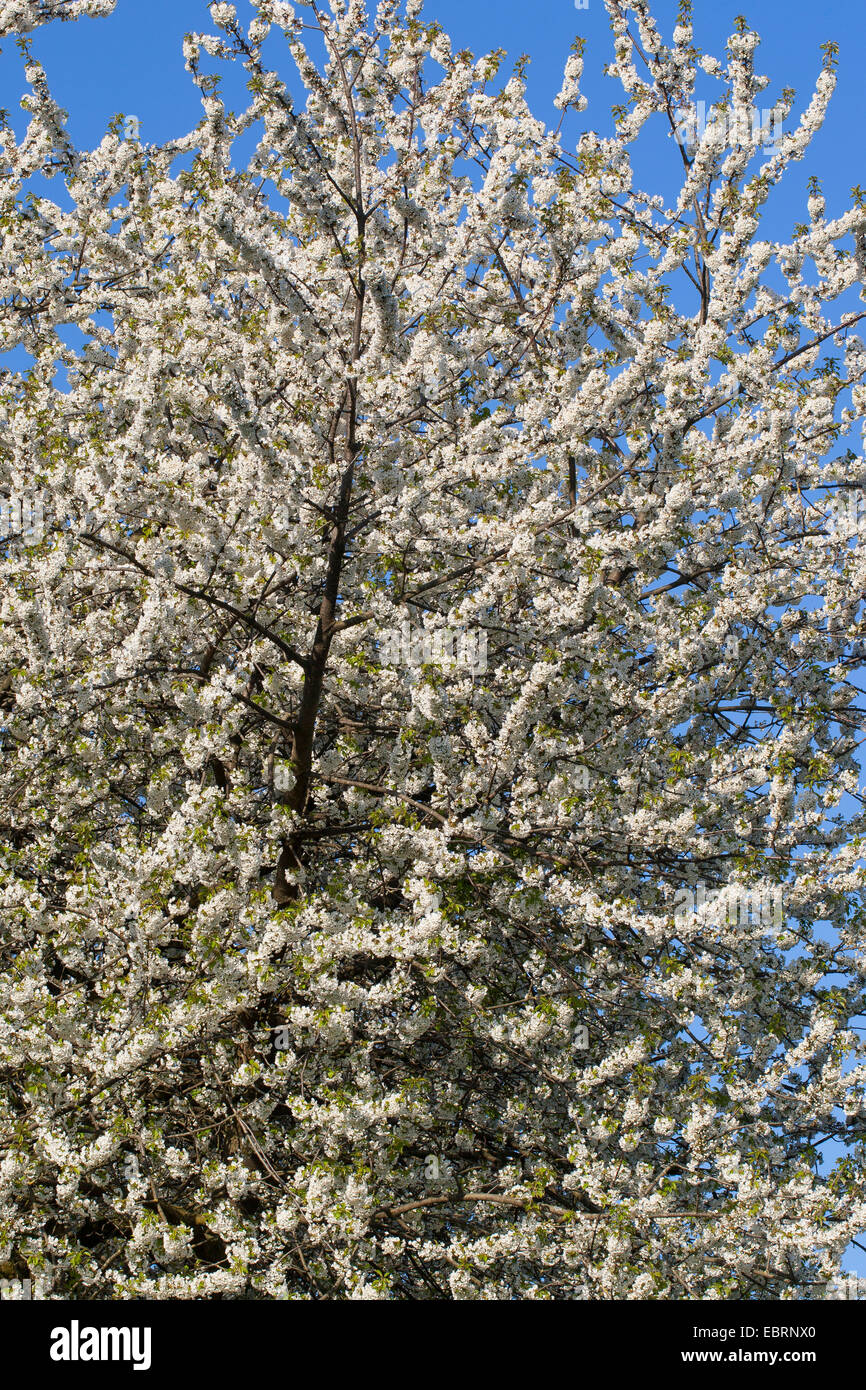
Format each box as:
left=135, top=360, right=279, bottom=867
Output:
left=0, top=0, right=864, bottom=1301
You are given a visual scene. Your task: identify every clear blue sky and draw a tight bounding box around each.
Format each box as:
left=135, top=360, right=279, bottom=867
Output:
left=2, top=0, right=864, bottom=235
left=2, top=0, right=865, bottom=1286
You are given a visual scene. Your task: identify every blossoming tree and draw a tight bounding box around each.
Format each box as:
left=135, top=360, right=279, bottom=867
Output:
left=2, top=0, right=866, bottom=1299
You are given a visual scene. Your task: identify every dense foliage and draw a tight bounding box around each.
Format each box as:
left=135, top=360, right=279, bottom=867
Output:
left=1, top=0, right=866, bottom=1299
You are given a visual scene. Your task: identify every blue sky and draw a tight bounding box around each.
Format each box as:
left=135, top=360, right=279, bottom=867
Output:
left=0, top=0, right=862, bottom=289
left=2, top=0, right=864, bottom=234
left=2, top=0, right=866, bottom=1287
